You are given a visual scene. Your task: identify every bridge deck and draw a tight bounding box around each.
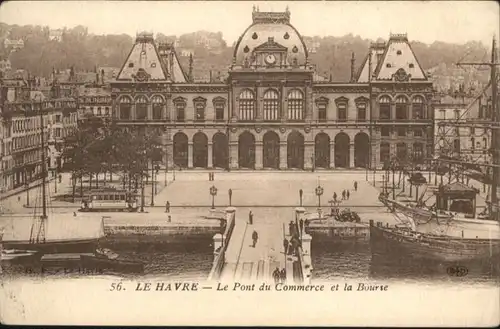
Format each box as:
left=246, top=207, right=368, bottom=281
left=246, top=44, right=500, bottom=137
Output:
left=220, top=219, right=291, bottom=283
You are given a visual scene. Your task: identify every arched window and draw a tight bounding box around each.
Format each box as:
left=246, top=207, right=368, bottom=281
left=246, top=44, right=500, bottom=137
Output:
left=239, top=89, right=255, bottom=121
left=119, top=96, right=132, bottom=120
left=152, top=95, right=164, bottom=120
left=412, top=95, right=425, bottom=119
left=288, top=89, right=304, bottom=121
left=263, top=89, right=279, bottom=121
left=135, top=95, right=148, bottom=120
left=395, top=96, right=408, bottom=120
left=379, top=95, right=391, bottom=120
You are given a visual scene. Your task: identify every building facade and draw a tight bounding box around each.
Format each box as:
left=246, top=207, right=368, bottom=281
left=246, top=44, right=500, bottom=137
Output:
left=0, top=77, right=78, bottom=192
left=111, top=8, right=435, bottom=170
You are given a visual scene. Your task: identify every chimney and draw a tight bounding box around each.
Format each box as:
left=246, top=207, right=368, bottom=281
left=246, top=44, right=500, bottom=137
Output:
left=350, top=52, right=356, bottom=82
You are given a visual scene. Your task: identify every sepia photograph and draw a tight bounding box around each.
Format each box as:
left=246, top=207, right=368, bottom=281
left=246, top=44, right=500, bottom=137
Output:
left=0, top=0, right=498, bottom=326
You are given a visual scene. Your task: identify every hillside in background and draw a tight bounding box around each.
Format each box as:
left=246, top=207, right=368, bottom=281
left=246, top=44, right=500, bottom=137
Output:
left=0, top=23, right=491, bottom=92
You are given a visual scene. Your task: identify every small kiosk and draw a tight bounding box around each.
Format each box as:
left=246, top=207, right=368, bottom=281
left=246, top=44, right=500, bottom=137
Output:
left=434, top=182, right=478, bottom=218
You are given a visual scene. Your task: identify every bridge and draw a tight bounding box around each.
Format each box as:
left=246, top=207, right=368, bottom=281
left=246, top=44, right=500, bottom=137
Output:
left=208, top=207, right=312, bottom=284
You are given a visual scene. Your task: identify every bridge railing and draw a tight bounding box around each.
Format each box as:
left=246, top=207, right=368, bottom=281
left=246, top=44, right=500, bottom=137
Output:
left=208, top=209, right=235, bottom=281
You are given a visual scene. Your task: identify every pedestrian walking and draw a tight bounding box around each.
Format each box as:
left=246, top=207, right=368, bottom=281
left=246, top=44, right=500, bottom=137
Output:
left=333, top=192, right=337, bottom=202
left=248, top=210, right=253, bottom=224
left=346, top=190, right=350, bottom=200
left=17, top=196, right=21, bottom=202
left=165, top=201, right=170, bottom=213
left=354, top=181, right=358, bottom=192
left=252, top=230, right=258, bottom=247
left=342, top=190, right=346, bottom=200
left=168, top=215, right=172, bottom=223
left=299, top=218, right=304, bottom=235
left=280, top=268, right=287, bottom=283
left=283, top=238, right=289, bottom=255
left=212, top=172, right=215, bottom=181
left=272, top=267, right=281, bottom=284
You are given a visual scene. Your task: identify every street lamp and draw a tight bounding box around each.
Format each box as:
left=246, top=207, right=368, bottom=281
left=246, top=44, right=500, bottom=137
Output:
left=299, top=189, right=303, bottom=207
left=210, top=185, right=218, bottom=209
left=315, top=183, right=324, bottom=209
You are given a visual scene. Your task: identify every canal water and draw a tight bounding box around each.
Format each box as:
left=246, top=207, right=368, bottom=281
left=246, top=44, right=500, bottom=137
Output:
left=2, top=239, right=498, bottom=285
left=2, top=206, right=498, bottom=285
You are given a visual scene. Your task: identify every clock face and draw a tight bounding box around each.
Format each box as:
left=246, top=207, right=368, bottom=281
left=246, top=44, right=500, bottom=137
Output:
left=265, top=54, right=276, bottom=65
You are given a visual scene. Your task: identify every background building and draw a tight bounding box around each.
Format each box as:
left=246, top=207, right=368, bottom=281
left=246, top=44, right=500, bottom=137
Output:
left=110, top=8, right=435, bottom=170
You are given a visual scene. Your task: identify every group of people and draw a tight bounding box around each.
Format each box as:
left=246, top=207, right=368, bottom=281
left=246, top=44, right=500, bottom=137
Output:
left=208, top=172, right=216, bottom=181
left=272, top=267, right=287, bottom=284
left=330, top=181, right=358, bottom=214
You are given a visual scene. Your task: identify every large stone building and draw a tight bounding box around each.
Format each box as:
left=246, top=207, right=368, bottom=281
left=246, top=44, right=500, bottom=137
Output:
left=111, top=8, right=434, bottom=170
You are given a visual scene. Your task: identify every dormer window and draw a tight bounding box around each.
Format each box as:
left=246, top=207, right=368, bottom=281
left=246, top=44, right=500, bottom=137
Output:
left=151, top=63, right=156, bottom=68
left=252, top=32, right=258, bottom=40
left=141, top=51, right=146, bottom=55
left=396, top=50, right=402, bottom=55
left=128, top=63, right=134, bottom=68
left=284, top=32, right=290, bottom=40
left=409, top=63, right=414, bottom=68
left=386, top=63, right=391, bottom=68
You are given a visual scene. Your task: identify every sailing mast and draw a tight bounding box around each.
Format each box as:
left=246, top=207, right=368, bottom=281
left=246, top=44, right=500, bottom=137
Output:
left=455, top=36, right=500, bottom=221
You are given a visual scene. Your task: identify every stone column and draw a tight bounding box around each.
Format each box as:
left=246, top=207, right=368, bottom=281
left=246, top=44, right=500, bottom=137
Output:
left=279, top=142, right=287, bottom=169
left=329, top=142, right=336, bottom=168
left=281, top=83, right=287, bottom=121
left=188, top=142, right=193, bottom=168
left=255, top=142, right=263, bottom=170
left=229, top=142, right=238, bottom=169
left=305, top=82, right=313, bottom=122
left=304, top=142, right=314, bottom=170
left=349, top=143, right=355, bottom=168
left=147, top=103, right=152, bottom=121
left=207, top=143, right=213, bottom=168
left=229, top=83, right=235, bottom=121
left=165, top=94, right=172, bottom=121
left=255, top=83, right=262, bottom=121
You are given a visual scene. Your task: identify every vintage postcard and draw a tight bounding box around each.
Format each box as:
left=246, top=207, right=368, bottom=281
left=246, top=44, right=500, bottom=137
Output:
left=0, top=0, right=499, bottom=326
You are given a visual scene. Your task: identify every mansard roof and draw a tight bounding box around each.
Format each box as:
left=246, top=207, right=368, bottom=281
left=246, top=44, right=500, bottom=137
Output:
left=356, top=34, right=428, bottom=82
left=374, top=34, right=427, bottom=81
left=116, top=32, right=187, bottom=83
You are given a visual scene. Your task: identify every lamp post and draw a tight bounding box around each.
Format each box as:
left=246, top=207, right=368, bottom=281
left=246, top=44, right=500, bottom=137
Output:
left=228, top=188, right=232, bottom=206
left=315, top=183, right=324, bottom=209
left=150, top=159, right=154, bottom=206
left=210, top=185, right=218, bottom=209
left=140, top=175, right=145, bottom=212
left=299, top=188, right=303, bottom=207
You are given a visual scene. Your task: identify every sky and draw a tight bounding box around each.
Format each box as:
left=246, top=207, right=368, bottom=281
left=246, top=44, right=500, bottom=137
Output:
left=0, top=1, right=498, bottom=46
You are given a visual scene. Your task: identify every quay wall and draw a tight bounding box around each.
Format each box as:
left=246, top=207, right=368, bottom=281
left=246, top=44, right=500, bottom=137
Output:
left=306, top=221, right=370, bottom=242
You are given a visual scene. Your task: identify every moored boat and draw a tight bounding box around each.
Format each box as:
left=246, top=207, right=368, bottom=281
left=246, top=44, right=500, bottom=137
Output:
left=80, top=252, right=144, bottom=274
left=369, top=220, right=500, bottom=262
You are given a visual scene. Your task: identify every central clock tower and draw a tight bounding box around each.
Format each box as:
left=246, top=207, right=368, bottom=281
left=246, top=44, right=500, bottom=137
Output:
left=252, top=37, right=289, bottom=68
